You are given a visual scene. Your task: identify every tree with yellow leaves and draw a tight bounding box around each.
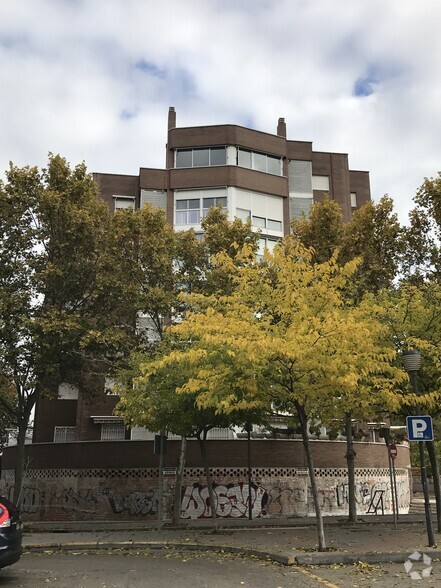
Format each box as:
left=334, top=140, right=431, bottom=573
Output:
left=140, top=239, right=406, bottom=550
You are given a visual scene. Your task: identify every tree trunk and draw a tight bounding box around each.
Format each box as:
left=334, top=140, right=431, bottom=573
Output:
left=198, top=432, right=217, bottom=529
left=13, top=420, right=28, bottom=507
left=345, top=413, right=357, bottom=522
left=426, top=440, right=441, bottom=532
left=296, top=402, right=326, bottom=551
left=157, top=433, right=165, bottom=531
left=172, top=436, right=187, bottom=526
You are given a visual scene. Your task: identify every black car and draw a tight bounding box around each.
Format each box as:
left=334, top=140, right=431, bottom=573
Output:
left=0, top=497, right=22, bottom=569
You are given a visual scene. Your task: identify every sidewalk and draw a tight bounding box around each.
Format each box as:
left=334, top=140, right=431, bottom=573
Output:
left=22, top=512, right=441, bottom=566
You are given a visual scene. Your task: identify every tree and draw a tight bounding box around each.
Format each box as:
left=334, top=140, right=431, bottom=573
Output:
left=291, top=195, right=405, bottom=520
left=380, top=282, right=441, bottom=530
left=114, top=208, right=261, bottom=525
left=147, top=240, right=405, bottom=550
left=116, top=346, right=262, bottom=526
left=291, top=197, right=344, bottom=264
left=0, top=155, right=132, bottom=505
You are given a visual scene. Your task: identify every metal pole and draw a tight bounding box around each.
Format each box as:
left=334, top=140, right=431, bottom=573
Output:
left=386, top=444, right=397, bottom=529
left=391, top=456, right=399, bottom=520
left=418, top=439, right=436, bottom=546
left=410, top=371, right=436, bottom=547
left=247, top=423, right=253, bottom=520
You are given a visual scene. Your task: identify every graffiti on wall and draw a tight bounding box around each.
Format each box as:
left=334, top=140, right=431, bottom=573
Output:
left=62, top=488, right=98, bottom=514
left=181, top=482, right=268, bottom=519
left=307, top=479, right=409, bottom=515
left=0, top=467, right=410, bottom=521
left=107, top=490, right=160, bottom=516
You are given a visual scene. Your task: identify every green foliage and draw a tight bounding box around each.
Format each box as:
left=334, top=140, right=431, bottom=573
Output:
left=291, top=195, right=404, bottom=298
left=0, top=154, right=140, bottom=502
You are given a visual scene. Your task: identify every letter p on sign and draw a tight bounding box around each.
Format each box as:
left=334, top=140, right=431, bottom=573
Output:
left=406, top=416, right=434, bottom=442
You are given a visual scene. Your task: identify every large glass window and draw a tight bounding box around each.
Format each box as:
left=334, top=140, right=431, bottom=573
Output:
left=193, top=148, right=210, bottom=167
left=175, top=150, right=192, bottom=168
left=175, top=191, right=228, bottom=226
left=210, top=147, right=227, bottom=166
left=175, top=147, right=226, bottom=168
left=237, top=149, right=282, bottom=175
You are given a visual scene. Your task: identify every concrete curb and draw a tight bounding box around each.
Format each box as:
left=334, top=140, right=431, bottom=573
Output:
left=23, top=541, right=295, bottom=566
left=23, top=540, right=441, bottom=567
left=295, top=550, right=441, bottom=566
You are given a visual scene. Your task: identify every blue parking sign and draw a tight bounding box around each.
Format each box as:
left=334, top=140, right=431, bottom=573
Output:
left=406, top=416, right=434, bottom=441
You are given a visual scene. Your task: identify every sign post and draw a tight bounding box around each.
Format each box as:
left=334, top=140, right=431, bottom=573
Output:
left=406, top=415, right=435, bottom=547
left=389, top=443, right=399, bottom=519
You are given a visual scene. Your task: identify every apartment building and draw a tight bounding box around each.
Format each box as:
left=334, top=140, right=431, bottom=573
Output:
left=32, top=107, right=371, bottom=444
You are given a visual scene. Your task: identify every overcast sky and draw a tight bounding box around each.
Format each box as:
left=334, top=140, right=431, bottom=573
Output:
left=1, top=0, right=440, bottom=222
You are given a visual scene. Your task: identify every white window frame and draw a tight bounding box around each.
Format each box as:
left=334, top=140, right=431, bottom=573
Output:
left=174, top=190, right=228, bottom=227
left=350, top=192, right=357, bottom=208
left=113, top=195, right=135, bottom=211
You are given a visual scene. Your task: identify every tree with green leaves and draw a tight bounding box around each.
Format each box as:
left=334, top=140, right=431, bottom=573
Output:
left=114, top=207, right=261, bottom=525
left=380, top=282, right=441, bottom=530
left=402, top=173, right=441, bottom=282
left=0, top=155, right=135, bottom=505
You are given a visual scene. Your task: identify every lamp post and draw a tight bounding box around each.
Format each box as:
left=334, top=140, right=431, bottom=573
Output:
left=402, top=349, right=435, bottom=547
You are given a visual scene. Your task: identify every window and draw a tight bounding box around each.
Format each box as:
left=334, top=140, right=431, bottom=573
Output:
left=236, top=189, right=284, bottom=234
left=267, top=219, right=282, bottom=231
left=258, top=237, right=280, bottom=259
left=176, top=199, right=201, bottom=225
left=175, top=147, right=226, bottom=168
left=237, top=149, right=282, bottom=175
left=252, top=216, right=266, bottom=229
left=114, top=196, right=135, bottom=211
left=101, top=423, right=125, bottom=441
left=202, top=196, right=227, bottom=217
left=236, top=208, right=251, bottom=221
left=350, top=192, right=357, bottom=207
left=54, top=426, right=76, bottom=443
left=312, top=175, right=330, bottom=191
left=175, top=191, right=227, bottom=226
left=140, top=189, right=167, bottom=211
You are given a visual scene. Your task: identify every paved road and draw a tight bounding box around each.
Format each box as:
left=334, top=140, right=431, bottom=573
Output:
left=2, top=551, right=441, bottom=588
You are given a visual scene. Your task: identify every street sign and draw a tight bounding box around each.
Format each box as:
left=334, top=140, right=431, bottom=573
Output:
left=389, top=443, right=397, bottom=460
left=406, top=416, right=434, bottom=441
left=162, top=467, right=177, bottom=477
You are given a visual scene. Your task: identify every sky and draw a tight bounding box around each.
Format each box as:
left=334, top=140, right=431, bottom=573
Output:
left=1, top=0, right=440, bottom=223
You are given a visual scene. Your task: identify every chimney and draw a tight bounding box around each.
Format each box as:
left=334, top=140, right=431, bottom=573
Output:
left=277, top=117, right=286, bottom=138
left=168, top=106, right=176, bottom=130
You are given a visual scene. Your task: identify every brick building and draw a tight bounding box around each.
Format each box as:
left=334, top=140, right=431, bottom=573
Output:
left=33, top=107, right=371, bottom=446
left=3, top=109, right=412, bottom=522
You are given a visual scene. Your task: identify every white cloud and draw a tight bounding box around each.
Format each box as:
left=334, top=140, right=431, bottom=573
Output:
left=1, top=0, right=440, bottom=222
